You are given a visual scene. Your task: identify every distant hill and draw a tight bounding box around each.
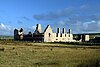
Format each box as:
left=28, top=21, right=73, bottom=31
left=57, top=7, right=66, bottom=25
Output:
left=73, top=33, right=100, bottom=39
left=0, top=35, right=14, bottom=39
left=74, top=33, right=100, bottom=35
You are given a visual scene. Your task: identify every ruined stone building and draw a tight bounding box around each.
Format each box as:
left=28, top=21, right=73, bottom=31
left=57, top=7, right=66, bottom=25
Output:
left=73, top=34, right=90, bottom=42
left=14, top=24, right=74, bottom=42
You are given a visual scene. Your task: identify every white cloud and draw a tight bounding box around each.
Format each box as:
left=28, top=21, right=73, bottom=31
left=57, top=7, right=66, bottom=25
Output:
left=0, top=23, right=13, bottom=35
left=23, top=25, right=36, bottom=34
left=32, top=26, right=36, bottom=30
left=0, top=23, right=6, bottom=30
left=83, top=20, right=96, bottom=30
left=75, top=20, right=100, bottom=33
left=59, top=20, right=65, bottom=25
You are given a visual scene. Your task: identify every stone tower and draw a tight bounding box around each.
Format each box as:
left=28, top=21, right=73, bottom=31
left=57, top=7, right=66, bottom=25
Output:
left=14, top=29, right=19, bottom=40
left=19, top=28, right=24, bottom=39
left=35, top=24, right=42, bottom=33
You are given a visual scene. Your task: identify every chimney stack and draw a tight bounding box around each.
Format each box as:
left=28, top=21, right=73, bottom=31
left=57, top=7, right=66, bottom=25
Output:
left=62, top=28, right=65, bottom=33
left=57, top=28, right=60, bottom=33
left=36, top=24, right=42, bottom=33
left=69, top=29, right=71, bottom=34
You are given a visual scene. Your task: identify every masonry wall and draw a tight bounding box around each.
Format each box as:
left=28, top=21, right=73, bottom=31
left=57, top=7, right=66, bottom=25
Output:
left=85, top=35, right=89, bottom=41
left=52, top=33, right=73, bottom=42
left=44, top=25, right=54, bottom=42
left=43, top=25, right=73, bottom=42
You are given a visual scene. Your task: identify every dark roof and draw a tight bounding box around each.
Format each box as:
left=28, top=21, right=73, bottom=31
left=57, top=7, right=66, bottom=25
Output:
left=43, top=25, right=50, bottom=33
left=19, top=28, right=23, bottom=32
left=14, top=28, right=18, bottom=31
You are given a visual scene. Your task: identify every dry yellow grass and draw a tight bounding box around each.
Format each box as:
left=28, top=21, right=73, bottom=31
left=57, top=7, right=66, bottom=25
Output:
left=0, top=41, right=100, bottom=67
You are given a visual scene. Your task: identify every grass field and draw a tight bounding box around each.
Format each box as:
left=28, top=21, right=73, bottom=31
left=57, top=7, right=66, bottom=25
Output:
left=0, top=40, right=100, bottom=67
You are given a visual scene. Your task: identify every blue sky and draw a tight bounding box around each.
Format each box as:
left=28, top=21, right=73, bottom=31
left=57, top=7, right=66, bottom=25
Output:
left=0, top=0, right=100, bottom=35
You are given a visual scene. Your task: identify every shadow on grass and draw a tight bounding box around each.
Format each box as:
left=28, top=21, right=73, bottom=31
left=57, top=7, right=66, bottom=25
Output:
left=77, top=59, right=100, bottom=67
left=33, top=61, right=59, bottom=66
